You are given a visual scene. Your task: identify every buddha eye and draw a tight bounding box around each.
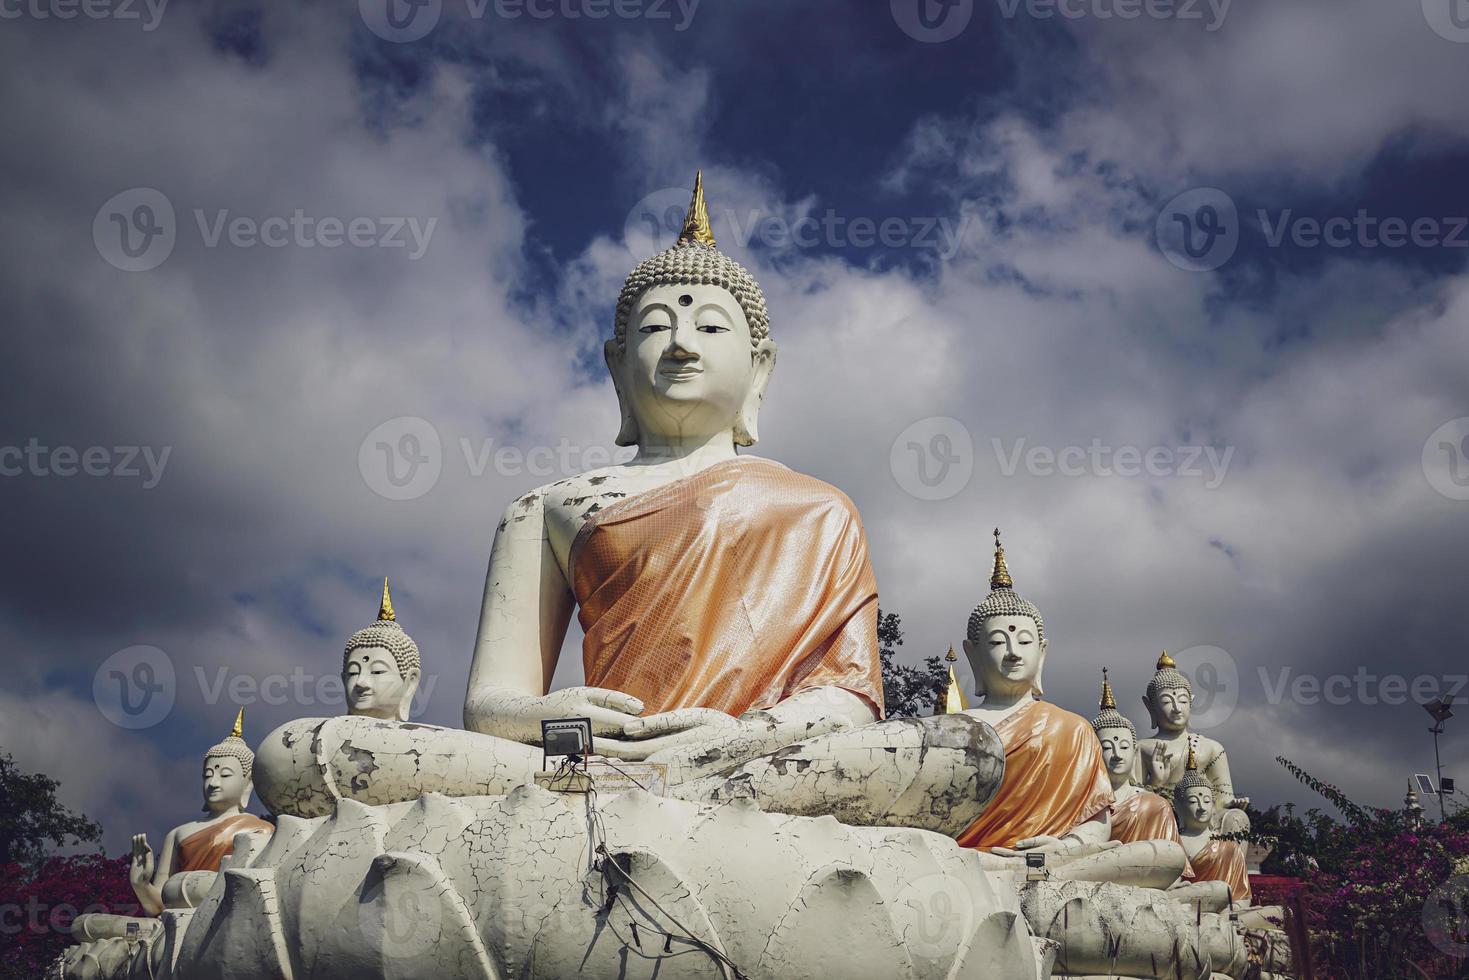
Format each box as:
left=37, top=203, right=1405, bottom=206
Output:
left=696, top=323, right=729, bottom=333
left=639, top=321, right=671, bottom=333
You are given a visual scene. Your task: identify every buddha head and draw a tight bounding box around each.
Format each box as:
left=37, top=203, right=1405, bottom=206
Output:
left=1143, top=650, right=1193, bottom=734
left=202, top=708, right=255, bottom=814
left=1173, top=740, right=1214, bottom=832
left=608, top=172, right=776, bottom=451
left=1091, top=669, right=1137, bottom=788
left=963, top=530, right=1047, bottom=699
left=342, top=578, right=422, bottom=722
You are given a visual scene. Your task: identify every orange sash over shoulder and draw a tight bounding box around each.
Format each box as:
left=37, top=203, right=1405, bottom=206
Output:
left=1189, top=838, right=1250, bottom=903
left=1112, top=790, right=1195, bottom=879
left=176, top=813, right=274, bottom=873
left=570, top=456, right=883, bottom=718
left=956, top=700, right=1113, bottom=850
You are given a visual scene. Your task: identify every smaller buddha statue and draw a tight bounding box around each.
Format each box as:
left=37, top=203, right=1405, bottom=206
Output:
left=129, top=709, right=274, bottom=916
left=952, top=531, right=1187, bottom=890
left=343, top=577, right=421, bottom=721
left=1092, top=670, right=1232, bottom=911
left=1139, top=650, right=1250, bottom=836
left=1173, top=739, right=1251, bottom=907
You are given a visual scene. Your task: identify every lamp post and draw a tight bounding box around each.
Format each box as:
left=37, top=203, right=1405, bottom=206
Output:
left=1422, top=698, right=1454, bottom=823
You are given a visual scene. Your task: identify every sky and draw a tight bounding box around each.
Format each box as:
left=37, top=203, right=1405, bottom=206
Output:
left=1, top=0, right=1467, bottom=853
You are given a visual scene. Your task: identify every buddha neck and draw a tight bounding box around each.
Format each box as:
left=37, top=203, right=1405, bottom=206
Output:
left=631, top=429, right=739, bottom=467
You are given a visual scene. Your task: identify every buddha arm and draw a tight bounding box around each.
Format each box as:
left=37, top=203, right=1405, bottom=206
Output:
left=1206, top=747, right=1243, bottom=806
left=132, top=829, right=178, bottom=917
left=464, top=494, right=576, bottom=738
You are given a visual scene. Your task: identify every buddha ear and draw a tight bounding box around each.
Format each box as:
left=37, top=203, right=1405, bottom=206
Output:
left=398, top=668, right=422, bottom=723
left=605, top=339, right=640, bottom=448
left=734, top=339, right=777, bottom=448
left=1032, top=636, right=1048, bottom=697
left=1142, top=693, right=1162, bottom=730
left=241, top=779, right=254, bottom=811
left=962, top=637, right=990, bottom=698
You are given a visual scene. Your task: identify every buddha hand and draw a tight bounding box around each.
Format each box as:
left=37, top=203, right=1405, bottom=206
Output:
left=596, top=707, right=744, bottom=761
left=1146, top=741, right=1172, bottom=785
left=129, top=834, right=154, bottom=888
left=471, top=686, right=646, bottom=744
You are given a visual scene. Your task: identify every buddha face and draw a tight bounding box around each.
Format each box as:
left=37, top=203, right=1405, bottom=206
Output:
left=202, top=755, right=250, bottom=814
left=606, top=283, right=775, bottom=449
left=1176, top=784, right=1215, bottom=831
left=964, top=614, right=1047, bottom=697
left=343, top=646, right=420, bottom=722
left=1147, top=684, right=1192, bottom=732
left=1097, top=725, right=1137, bottom=779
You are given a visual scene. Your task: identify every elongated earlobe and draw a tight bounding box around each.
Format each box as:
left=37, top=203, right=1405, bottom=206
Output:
left=734, top=340, right=777, bottom=447
left=604, top=339, right=640, bottom=447
left=398, top=669, right=422, bottom=722
left=1032, top=638, right=1048, bottom=697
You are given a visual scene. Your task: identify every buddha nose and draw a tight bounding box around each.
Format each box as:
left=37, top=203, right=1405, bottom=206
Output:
left=666, top=322, right=700, bottom=358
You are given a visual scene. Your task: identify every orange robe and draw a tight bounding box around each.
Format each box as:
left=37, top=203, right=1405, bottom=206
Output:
left=176, top=813, right=274, bottom=873
left=1111, top=789, right=1195, bottom=879
left=956, top=700, right=1113, bottom=850
left=570, top=456, right=883, bottom=718
left=1189, top=838, right=1251, bottom=903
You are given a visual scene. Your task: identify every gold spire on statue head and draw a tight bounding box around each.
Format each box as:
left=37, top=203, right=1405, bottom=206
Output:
left=943, top=645, right=968, bottom=714
left=229, top=706, right=244, bottom=740
left=1099, top=668, right=1117, bottom=710
left=990, top=528, right=1014, bottom=590
left=676, top=170, right=717, bottom=248
left=1156, top=649, right=1176, bottom=670
left=1185, top=736, right=1198, bottom=773
left=378, top=577, right=396, bottom=622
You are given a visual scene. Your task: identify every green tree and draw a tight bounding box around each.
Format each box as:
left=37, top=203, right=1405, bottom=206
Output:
left=877, top=609, right=949, bottom=718
left=0, top=753, right=101, bottom=868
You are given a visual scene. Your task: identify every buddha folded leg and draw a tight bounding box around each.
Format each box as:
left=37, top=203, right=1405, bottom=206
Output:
left=254, top=715, right=541, bottom=818
left=666, top=713, right=1006, bottom=835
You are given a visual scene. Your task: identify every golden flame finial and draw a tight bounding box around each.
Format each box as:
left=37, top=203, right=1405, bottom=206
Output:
left=1099, top=668, right=1117, bottom=710
left=676, top=170, right=717, bottom=248
left=378, top=577, right=396, bottom=622
left=1185, top=736, right=1199, bottom=773
left=990, top=528, right=1014, bottom=589
left=229, top=706, right=245, bottom=740
left=1156, top=650, right=1176, bottom=670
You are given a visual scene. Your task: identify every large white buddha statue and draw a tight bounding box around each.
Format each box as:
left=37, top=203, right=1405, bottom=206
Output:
left=464, top=171, right=880, bottom=757
left=1139, top=650, right=1251, bottom=836
left=255, top=175, right=1006, bottom=835
left=128, top=710, right=274, bottom=916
